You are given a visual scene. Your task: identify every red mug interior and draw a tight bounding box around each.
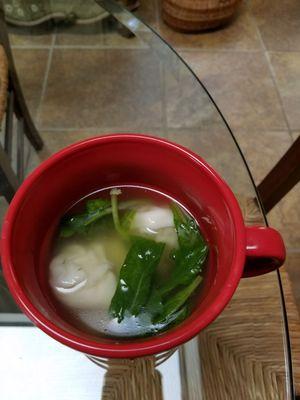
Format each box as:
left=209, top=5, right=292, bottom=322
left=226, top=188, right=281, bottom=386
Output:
left=1, top=134, right=285, bottom=358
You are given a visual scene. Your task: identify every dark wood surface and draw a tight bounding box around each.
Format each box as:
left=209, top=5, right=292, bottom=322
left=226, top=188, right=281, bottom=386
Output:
left=258, top=135, right=300, bottom=213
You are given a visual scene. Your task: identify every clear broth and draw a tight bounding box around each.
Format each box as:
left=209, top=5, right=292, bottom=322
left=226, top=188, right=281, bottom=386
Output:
left=48, top=186, right=206, bottom=338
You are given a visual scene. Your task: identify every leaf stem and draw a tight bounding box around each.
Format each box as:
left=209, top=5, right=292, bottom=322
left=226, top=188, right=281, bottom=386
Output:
left=110, top=188, right=127, bottom=238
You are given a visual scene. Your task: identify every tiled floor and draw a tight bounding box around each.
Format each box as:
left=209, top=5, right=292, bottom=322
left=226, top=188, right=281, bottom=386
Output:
left=6, top=0, right=300, bottom=306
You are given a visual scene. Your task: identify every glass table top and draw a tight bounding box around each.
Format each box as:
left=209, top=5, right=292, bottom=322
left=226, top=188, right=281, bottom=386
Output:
left=0, top=1, right=293, bottom=399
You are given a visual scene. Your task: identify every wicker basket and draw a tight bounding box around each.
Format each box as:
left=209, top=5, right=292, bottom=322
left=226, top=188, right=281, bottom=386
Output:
left=162, top=0, right=242, bottom=32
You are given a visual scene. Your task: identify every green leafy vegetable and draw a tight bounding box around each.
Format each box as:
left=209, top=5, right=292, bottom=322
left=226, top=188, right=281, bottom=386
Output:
left=110, top=188, right=136, bottom=239
left=141, top=204, right=208, bottom=329
left=59, top=199, right=111, bottom=237
left=145, top=288, right=164, bottom=316
left=155, top=304, right=190, bottom=331
left=157, top=205, right=208, bottom=295
left=109, top=237, right=165, bottom=322
left=121, top=209, right=136, bottom=232
left=172, top=204, right=202, bottom=249
left=154, top=276, right=202, bottom=323
left=86, top=198, right=111, bottom=213
left=59, top=192, right=138, bottom=238
left=110, top=188, right=124, bottom=237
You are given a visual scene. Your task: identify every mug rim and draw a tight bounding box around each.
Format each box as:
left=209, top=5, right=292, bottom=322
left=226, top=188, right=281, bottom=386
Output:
left=1, top=134, right=246, bottom=358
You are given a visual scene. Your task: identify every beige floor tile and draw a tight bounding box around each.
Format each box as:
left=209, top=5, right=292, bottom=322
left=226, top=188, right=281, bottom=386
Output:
left=12, top=49, right=49, bottom=120
left=55, top=21, right=105, bottom=46
left=38, top=129, right=166, bottom=156
left=291, top=132, right=300, bottom=142
left=39, top=49, right=163, bottom=130
left=269, top=52, right=300, bottom=131
left=39, top=130, right=94, bottom=156
left=166, top=128, right=256, bottom=197
left=25, top=131, right=97, bottom=175
left=156, top=2, right=262, bottom=51
left=234, top=130, right=292, bottom=184
left=268, top=184, right=300, bottom=250
left=251, top=0, right=300, bottom=51
left=164, top=63, right=225, bottom=130
left=8, top=24, right=54, bottom=47
left=102, top=17, right=145, bottom=48
left=134, top=0, right=158, bottom=26
left=180, top=51, right=288, bottom=132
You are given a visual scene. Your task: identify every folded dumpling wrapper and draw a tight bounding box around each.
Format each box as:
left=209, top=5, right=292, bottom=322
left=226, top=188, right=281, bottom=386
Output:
left=132, top=205, right=175, bottom=234
left=50, top=242, right=117, bottom=310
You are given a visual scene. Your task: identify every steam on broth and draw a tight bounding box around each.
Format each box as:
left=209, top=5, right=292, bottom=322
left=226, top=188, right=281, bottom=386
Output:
left=49, top=187, right=209, bottom=338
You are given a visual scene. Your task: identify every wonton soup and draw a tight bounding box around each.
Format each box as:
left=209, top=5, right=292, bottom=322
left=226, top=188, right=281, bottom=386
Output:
left=49, top=186, right=209, bottom=338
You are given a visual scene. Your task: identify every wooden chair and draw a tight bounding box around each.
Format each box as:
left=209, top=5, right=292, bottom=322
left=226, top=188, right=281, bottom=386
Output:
left=257, top=135, right=300, bottom=214
left=0, top=7, right=43, bottom=202
left=256, top=136, right=300, bottom=397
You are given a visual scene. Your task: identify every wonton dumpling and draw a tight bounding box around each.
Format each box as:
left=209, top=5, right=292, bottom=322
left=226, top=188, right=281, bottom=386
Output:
left=50, top=242, right=117, bottom=310
left=53, top=271, right=117, bottom=309
left=132, top=206, right=174, bottom=234
left=155, top=227, right=178, bottom=249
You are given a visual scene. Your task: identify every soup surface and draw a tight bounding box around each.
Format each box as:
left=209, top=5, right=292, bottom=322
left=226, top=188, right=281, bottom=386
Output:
left=49, top=186, right=208, bottom=337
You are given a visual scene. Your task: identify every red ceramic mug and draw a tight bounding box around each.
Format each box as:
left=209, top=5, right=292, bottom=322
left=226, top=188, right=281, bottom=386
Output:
left=1, top=134, right=285, bottom=358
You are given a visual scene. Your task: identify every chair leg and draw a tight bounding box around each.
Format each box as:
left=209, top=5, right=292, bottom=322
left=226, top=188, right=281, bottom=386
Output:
left=9, top=69, right=43, bottom=151
left=0, top=144, right=19, bottom=202
left=257, top=135, right=300, bottom=213
left=0, top=6, right=43, bottom=151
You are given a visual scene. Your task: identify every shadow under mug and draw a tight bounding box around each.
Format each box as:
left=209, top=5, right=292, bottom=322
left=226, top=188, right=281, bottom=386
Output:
left=0, top=134, right=286, bottom=358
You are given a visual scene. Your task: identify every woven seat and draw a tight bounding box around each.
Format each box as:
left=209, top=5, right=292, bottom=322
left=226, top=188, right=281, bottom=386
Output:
left=0, top=45, right=8, bottom=125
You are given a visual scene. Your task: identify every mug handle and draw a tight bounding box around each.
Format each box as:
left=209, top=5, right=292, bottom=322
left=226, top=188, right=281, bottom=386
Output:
left=243, top=226, right=286, bottom=278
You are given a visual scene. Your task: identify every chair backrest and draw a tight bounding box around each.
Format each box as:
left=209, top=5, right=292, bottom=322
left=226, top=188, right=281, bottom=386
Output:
left=257, top=135, right=300, bottom=214
left=0, top=45, right=21, bottom=202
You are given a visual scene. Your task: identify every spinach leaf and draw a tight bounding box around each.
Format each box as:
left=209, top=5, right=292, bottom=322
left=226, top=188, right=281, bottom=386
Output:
left=86, top=198, right=111, bottom=213
left=59, top=199, right=112, bottom=238
left=146, top=304, right=190, bottom=335
left=172, top=204, right=207, bottom=250
left=155, top=276, right=202, bottom=323
left=110, top=188, right=124, bottom=237
left=159, top=304, right=191, bottom=331
left=145, top=288, right=164, bottom=317
left=110, top=189, right=136, bottom=239
left=59, top=193, right=138, bottom=238
left=121, top=209, right=136, bottom=232
left=157, top=205, right=208, bottom=295
left=109, top=237, right=165, bottom=322
left=159, top=245, right=208, bottom=296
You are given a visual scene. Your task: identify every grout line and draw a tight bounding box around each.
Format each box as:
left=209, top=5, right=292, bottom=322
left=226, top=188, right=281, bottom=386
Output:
left=13, top=45, right=259, bottom=52
left=264, top=52, right=294, bottom=141
left=286, top=249, right=300, bottom=254
left=37, top=127, right=165, bottom=132
left=159, top=60, right=168, bottom=133
left=154, top=0, right=160, bottom=26
left=37, top=127, right=296, bottom=134
left=35, top=30, right=56, bottom=126
left=177, top=48, right=264, bottom=53
left=12, top=43, right=146, bottom=50
left=12, top=45, right=52, bottom=50
left=251, top=14, right=293, bottom=141
left=10, top=45, right=300, bottom=54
